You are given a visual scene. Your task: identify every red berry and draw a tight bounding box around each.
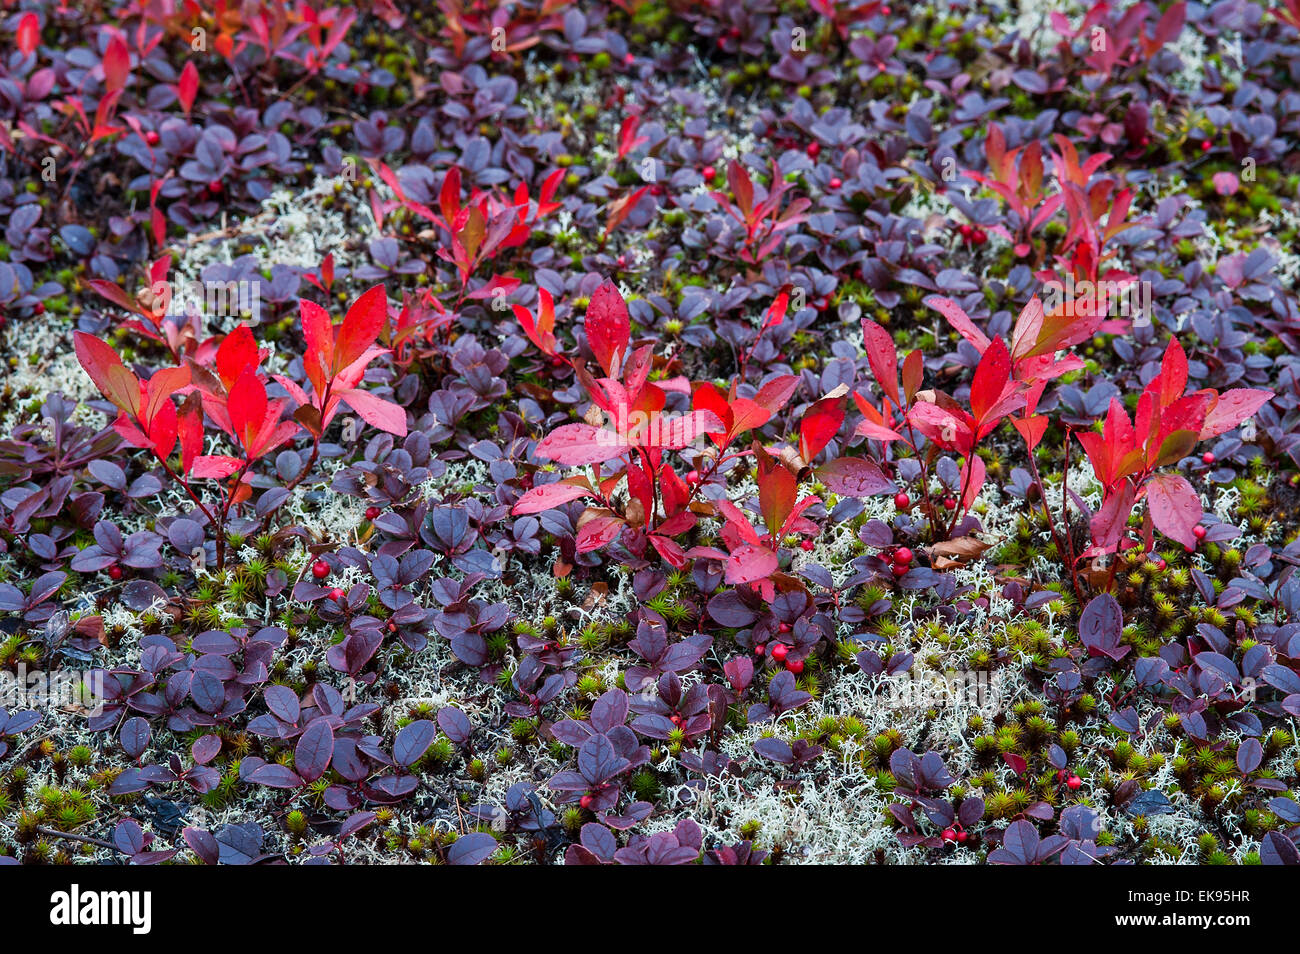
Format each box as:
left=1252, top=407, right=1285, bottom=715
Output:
left=1200, top=139, right=1211, bottom=152
left=107, top=565, right=123, bottom=581
left=895, top=547, right=913, bottom=565
left=1067, top=775, right=1082, bottom=790
left=778, top=622, right=791, bottom=633
left=329, top=587, right=345, bottom=601
left=754, top=643, right=766, bottom=656
left=770, top=643, right=789, bottom=662
left=800, top=539, right=815, bottom=550
left=806, top=142, right=821, bottom=158
left=893, top=492, right=910, bottom=510
left=892, top=562, right=909, bottom=577
left=785, top=659, right=804, bottom=674
left=353, top=82, right=370, bottom=97
left=365, top=506, right=380, bottom=521
left=311, top=559, right=330, bottom=580
left=1193, top=524, right=1206, bottom=540
left=1201, top=452, right=1215, bottom=465
left=702, top=165, right=716, bottom=180
left=956, top=831, right=969, bottom=843
left=144, top=130, right=160, bottom=145
left=208, top=179, right=223, bottom=193
left=942, top=828, right=957, bottom=842
left=33, top=303, right=45, bottom=314
left=943, top=497, right=956, bottom=510
left=829, top=177, right=842, bottom=189
left=686, top=470, right=699, bottom=484
left=958, top=223, right=972, bottom=238
left=971, top=227, right=987, bottom=245
left=579, top=795, right=593, bottom=809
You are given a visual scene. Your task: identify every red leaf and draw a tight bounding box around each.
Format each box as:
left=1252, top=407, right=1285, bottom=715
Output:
left=1157, top=337, right=1188, bottom=410
left=725, top=544, right=777, bottom=585
left=511, top=481, right=593, bottom=515
left=86, top=278, right=137, bottom=313
left=960, top=454, right=986, bottom=512
left=513, top=288, right=559, bottom=356
left=603, top=185, right=649, bottom=238
left=177, top=402, right=203, bottom=474
left=754, top=374, right=799, bottom=413
left=1012, top=414, right=1049, bottom=452
left=726, top=398, right=772, bottom=439
left=692, top=383, right=732, bottom=448
left=1145, top=473, right=1201, bottom=549
left=908, top=400, right=969, bottom=451
left=439, top=166, right=461, bottom=229
left=17, top=13, right=39, bottom=56
left=860, top=318, right=899, bottom=408
left=147, top=397, right=178, bottom=460
left=586, top=280, right=630, bottom=377
left=970, top=337, right=1012, bottom=423
left=337, top=388, right=406, bottom=437
left=659, top=465, right=690, bottom=516
left=215, top=323, right=259, bottom=390
left=177, top=60, right=198, bottom=115
left=617, top=114, right=647, bottom=160
left=190, top=455, right=244, bottom=479
left=1089, top=478, right=1136, bottom=555
left=576, top=513, right=624, bottom=553
left=901, top=349, right=923, bottom=402
left=227, top=367, right=268, bottom=454
left=757, top=451, right=797, bottom=537
left=799, top=396, right=845, bottom=462
left=726, top=160, right=753, bottom=219
left=766, top=289, right=789, bottom=329
left=102, top=34, right=130, bottom=95
left=299, top=298, right=334, bottom=393
left=925, top=295, right=991, bottom=352
left=534, top=422, right=628, bottom=466
left=1199, top=388, right=1271, bottom=440
left=74, top=332, right=140, bottom=417
left=335, top=285, right=388, bottom=374
left=654, top=409, right=724, bottom=450
left=142, top=366, right=190, bottom=429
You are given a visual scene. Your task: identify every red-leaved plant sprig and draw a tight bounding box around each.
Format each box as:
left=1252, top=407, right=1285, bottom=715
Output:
left=371, top=161, right=562, bottom=298
left=908, top=294, right=1271, bottom=593
left=711, top=160, right=810, bottom=264
left=511, top=281, right=827, bottom=590
left=274, top=284, right=408, bottom=488
left=1076, top=337, right=1271, bottom=582
left=75, top=287, right=406, bottom=569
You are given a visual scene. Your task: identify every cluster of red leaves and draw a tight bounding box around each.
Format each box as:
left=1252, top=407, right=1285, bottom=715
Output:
left=274, top=285, right=407, bottom=439
left=512, top=280, right=838, bottom=593
left=711, top=160, right=811, bottom=264
left=75, top=286, right=404, bottom=515
left=1078, top=338, right=1271, bottom=553
left=372, top=161, right=563, bottom=290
